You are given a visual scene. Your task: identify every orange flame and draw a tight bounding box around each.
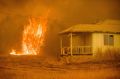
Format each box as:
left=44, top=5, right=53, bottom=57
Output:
left=10, top=17, right=47, bottom=55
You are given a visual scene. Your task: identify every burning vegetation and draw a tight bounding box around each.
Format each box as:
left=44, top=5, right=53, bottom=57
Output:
left=10, top=17, right=47, bottom=55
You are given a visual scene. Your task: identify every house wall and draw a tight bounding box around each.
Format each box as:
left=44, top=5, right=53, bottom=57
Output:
left=92, top=33, right=120, bottom=55
left=72, top=34, right=84, bottom=46
left=72, top=33, right=92, bottom=46
left=114, top=34, right=120, bottom=48
left=92, top=33, right=104, bottom=55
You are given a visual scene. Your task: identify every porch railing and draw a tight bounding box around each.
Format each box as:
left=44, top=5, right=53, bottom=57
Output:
left=61, top=46, right=92, bottom=55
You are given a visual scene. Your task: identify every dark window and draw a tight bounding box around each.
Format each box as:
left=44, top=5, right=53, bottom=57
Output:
left=104, top=34, right=114, bottom=46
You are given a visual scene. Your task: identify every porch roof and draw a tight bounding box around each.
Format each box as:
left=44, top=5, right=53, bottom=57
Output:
left=59, top=20, right=120, bottom=34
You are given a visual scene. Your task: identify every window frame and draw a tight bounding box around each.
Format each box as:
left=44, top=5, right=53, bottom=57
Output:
left=104, top=34, right=114, bottom=46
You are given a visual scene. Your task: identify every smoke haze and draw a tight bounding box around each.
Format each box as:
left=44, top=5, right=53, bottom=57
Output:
left=0, top=0, right=120, bottom=57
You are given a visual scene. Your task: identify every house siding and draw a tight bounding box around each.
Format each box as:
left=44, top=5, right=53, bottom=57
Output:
left=92, top=33, right=120, bottom=56
left=114, top=34, right=120, bottom=48
left=92, top=33, right=104, bottom=55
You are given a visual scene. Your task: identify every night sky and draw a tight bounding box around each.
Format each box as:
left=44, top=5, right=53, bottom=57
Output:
left=0, top=0, right=120, bottom=56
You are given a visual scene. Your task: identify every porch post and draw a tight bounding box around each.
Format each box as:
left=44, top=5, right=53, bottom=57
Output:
left=60, top=37, right=63, bottom=55
left=70, top=33, right=73, bottom=56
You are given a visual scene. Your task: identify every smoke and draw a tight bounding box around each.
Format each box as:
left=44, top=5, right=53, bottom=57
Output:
left=0, top=0, right=120, bottom=57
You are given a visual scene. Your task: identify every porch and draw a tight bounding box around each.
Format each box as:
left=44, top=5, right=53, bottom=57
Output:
left=61, top=46, right=92, bottom=55
left=60, top=32, right=93, bottom=56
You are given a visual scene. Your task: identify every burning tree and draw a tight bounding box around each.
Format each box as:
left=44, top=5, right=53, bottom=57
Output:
left=10, top=17, right=47, bottom=55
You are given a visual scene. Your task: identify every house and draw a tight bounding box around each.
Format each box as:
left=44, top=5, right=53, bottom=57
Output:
left=59, top=20, right=120, bottom=56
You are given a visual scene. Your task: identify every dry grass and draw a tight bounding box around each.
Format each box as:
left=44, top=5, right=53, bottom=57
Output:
left=95, top=49, right=120, bottom=61
left=0, top=55, right=120, bottom=79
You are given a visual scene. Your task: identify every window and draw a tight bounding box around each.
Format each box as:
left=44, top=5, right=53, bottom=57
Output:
left=104, top=34, right=114, bottom=46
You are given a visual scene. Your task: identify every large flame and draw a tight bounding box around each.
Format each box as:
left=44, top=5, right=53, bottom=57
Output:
left=10, top=17, right=47, bottom=55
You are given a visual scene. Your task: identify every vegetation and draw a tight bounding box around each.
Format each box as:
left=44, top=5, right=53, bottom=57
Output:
left=95, top=49, right=120, bottom=61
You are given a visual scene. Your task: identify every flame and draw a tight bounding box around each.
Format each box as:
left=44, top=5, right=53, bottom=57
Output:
left=10, top=49, right=16, bottom=55
left=10, top=17, right=47, bottom=55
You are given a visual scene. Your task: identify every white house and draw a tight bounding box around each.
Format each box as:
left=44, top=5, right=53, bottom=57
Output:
left=59, top=20, right=120, bottom=56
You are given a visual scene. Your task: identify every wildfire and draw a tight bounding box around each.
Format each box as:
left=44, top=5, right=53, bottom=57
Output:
left=10, top=17, right=47, bottom=55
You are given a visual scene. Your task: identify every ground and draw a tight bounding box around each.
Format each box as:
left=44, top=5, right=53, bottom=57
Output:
left=0, top=55, right=120, bottom=79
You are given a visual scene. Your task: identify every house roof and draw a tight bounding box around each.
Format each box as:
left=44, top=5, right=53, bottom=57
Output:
left=59, top=20, right=120, bottom=34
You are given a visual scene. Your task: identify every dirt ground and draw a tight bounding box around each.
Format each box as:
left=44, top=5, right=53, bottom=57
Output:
left=0, top=55, right=120, bottom=79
